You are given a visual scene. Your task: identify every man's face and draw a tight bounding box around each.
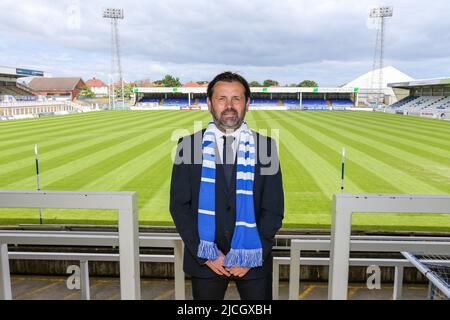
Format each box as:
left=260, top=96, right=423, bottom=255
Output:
left=207, top=81, right=250, bottom=133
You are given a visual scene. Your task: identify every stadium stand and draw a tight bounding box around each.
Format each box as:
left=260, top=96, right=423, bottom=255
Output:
left=163, top=98, right=189, bottom=106
left=386, top=95, right=450, bottom=119
left=388, top=96, right=417, bottom=109
left=138, top=97, right=161, bottom=104
left=388, top=78, right=450, bottom=120
left=330, top=99, right=354, bottom=106
left=302, top=99, right=328, bottom=110
left=389, top=96, right=449, bottom=112
left=250, top=98, right=279, bottom=106
left=197, top=97, right=207, bottom=105
left=283, top=98, right=300, bottom=106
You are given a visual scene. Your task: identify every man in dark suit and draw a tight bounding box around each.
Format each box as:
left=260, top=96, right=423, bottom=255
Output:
left=170, top=72, right=284, bottom=300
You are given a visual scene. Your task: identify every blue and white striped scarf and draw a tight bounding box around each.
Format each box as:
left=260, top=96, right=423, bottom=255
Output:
left=197, top=120, right=263, bottom=268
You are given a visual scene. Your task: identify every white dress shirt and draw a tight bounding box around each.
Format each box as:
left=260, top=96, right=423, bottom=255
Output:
left=209, top=122, right=242, bottom=164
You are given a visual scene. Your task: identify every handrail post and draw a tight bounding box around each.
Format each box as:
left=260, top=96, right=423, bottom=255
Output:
left=328, top=195, right=352, bottom=300
left=393, top=265, right=404, bottom=300
left=272, top=260, right=280, bottom=300
left=80, top=260, right=90, bottom=300
left=118, top=193, right=140, bottom=300
left=288, top=241, right=300, bottom=300
left=0, top=244, right=12, bottom=300
left=174, top=239, right=185, bottom=300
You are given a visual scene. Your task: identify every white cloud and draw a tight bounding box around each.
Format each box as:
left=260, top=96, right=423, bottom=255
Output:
left=1, top=0, right=449, bottom=85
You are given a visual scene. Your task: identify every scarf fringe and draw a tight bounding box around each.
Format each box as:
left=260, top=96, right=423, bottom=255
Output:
left=197, top=240, right=219, bottom=261
left=224, top=248, right=263, bottom=268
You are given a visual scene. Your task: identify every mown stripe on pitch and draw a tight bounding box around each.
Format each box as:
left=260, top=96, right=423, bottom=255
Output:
left=352, top=111, right=450, bottom=132
left=324, top=112, right=450, bottom=158
left=314, top=111, right=450, bottom=164
left=339, top=112, right=450, bottom=145
left=1, top=111, right=193, bottom=189
left=0, top=111, right=148, bottom=153
left=0, top=110, right=125, bottom=137
left=337, top=112, right=450, bottom=148
left=0, top=110, right=152, bottom=143
left=80, top=111, right=208, bottom=222
left=245, top=110, right=259, bottom=131
left=1, top=110, right=161, bottom=142
left=252, top=110, right=331, bottom=216
left=305, top=112, right=450, bottom=193
left=0, top=111, right=178, bottom=173
left=35, top=110, right=197, bottom=189
left=128, top=112, right=211, bottom=217
left=258, top=111, right=361, bottom=199
left=80, top=112, right=204, bottom=191
left=305, top=112, right=450, bottom=187
left=278, top=111, right=403, bottom=195
left=41, top=111, right=204, bottom=190
left=136, top=111, right=218, bottom=219
left=345, top=111, right=450, bottom=133
left=0, top=110, right=184, bottom=162
left=138, top=111, right=229, bottom=218
left=0, top=111, right=112, bottom=132
left=288, top=112, right=445, bottom=194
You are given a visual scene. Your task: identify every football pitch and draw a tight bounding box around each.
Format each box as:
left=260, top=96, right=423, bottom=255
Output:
left=0, top=110, right=449, bottom=232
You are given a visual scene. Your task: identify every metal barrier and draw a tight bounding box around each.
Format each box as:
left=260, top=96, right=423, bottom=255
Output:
left=0, top=230, right=185, bottom=300
left=8, top=252, right=176, bottom=300
left=2, top=229, right=450, bottom=300
left=274, top=256, right=411, bottom=300
left=0, top=190, right=140, bottom=300
left=286, top=238, right=450, bottom=300
left=328, top=194, right=450, bottom=300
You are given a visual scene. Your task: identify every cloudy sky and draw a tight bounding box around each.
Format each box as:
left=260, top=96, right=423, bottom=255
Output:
left=1, top=0, right=449, bottom=86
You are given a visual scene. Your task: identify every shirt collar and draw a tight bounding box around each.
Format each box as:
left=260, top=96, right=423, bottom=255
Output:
left=210, top=122, right=243, bottom=139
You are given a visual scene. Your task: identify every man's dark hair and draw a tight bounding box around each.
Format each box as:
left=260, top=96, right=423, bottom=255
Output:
left=207, top=71, right=251, bottom=102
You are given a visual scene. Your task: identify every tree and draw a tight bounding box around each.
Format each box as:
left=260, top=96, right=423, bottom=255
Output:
left=154, top=75, right=182, bottom=87
left=298, top=80, right=318, bottom=87
left=263, top=79, right=279, bottom=87
left=114, top=83, right=136, bottom=99
left=79, top=85, right=94, bottom=98
left=249, top=81, right=262, bottom=87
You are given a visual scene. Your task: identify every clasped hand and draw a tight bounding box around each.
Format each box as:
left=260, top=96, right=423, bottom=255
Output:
left=205, top=251, right=250, bottom=278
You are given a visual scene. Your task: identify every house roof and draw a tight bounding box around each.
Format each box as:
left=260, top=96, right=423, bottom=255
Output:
left=182, top=81, right=202, bottom=88
left=28, top=77, right=85, bottom=92
left=86, top=77, right=106, bottom=87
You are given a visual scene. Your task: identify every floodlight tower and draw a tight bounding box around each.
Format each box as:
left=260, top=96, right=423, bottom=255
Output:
left=103, top=8, right=125, bottom=110
left=368, top=6, right=393, bottom=108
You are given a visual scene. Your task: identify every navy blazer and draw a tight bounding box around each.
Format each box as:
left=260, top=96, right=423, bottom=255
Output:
left=169, top=128, right=284, bottom=280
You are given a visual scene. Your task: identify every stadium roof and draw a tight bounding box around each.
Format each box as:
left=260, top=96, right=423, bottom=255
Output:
left=0, top=65, right=45, bottom=80
left=388, top=77, right=450, bottom=89
left=343, top=66, right=414, bottom=89
left=134, top=86, right=359, bottom=94
left=28, top=77, right=85, bottom=91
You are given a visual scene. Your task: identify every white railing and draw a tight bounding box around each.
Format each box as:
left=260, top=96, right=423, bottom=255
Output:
left=286, top=238, right=450, bottom=300
left=0, top=190, right=140, bottom=300
left=328, top=194, right=450, bottom=300
left=0, top=101, right=66, bottom=108
left=1, top=230, right=185, bottom=300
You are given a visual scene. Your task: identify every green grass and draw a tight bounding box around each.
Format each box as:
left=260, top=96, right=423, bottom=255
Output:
left=0, top=110, right=449, bottom=232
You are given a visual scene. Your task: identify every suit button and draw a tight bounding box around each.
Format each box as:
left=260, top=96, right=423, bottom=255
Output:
left=227, top=206, right=232, bottom=211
